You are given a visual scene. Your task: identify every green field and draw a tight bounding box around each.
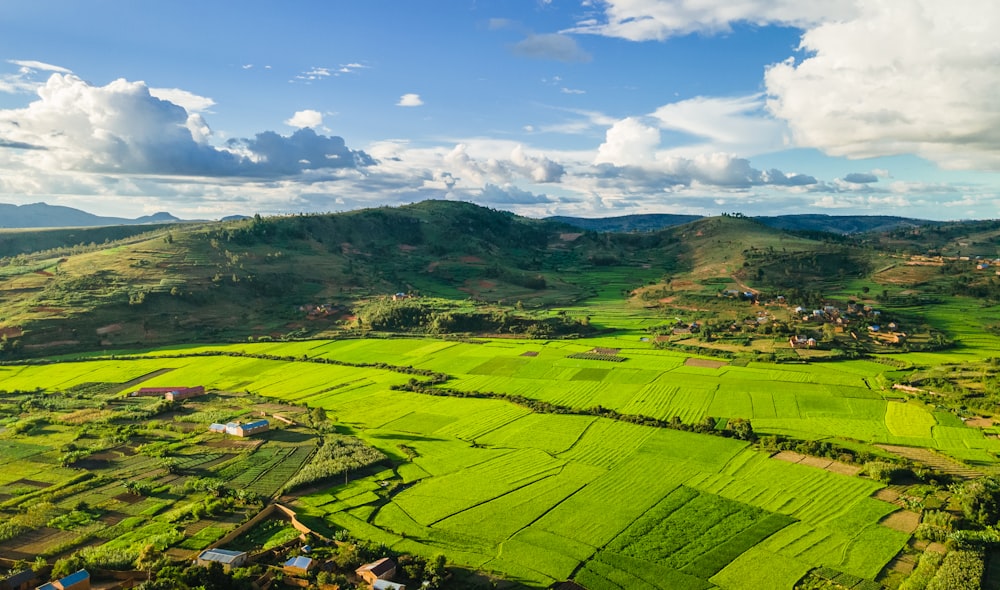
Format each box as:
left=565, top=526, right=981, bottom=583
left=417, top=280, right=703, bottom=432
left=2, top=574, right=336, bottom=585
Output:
left=3, top=335, right=967, bottom=588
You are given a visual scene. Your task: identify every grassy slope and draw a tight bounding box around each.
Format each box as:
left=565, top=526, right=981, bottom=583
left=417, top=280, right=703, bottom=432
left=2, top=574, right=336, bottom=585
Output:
left=2, top=202, right=788, bottom=351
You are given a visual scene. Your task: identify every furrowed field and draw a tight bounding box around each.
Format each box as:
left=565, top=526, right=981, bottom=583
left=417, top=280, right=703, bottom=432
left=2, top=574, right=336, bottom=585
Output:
left=4, top=334, right=987, bottom=589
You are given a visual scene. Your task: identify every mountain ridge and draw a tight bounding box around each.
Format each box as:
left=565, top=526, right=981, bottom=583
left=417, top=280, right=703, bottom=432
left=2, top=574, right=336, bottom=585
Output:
left=0, top=202, right=183, bottom=228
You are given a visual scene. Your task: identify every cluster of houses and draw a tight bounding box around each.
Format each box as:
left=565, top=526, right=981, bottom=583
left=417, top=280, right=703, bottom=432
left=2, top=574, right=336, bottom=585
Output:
left=208, top=419, right=270, bottom=437
left=129, top=386, right=205, bottom=402
left=195, top=549, right=407, bottom=589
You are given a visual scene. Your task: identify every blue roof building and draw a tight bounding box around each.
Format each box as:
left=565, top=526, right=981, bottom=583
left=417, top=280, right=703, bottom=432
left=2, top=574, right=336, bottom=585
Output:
left=35, top=569, right=89, bottom=590
left=283, top=556, right=315, bottom=573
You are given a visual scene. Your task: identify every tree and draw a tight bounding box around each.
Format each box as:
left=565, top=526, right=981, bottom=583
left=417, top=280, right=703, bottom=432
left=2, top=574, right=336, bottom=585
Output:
left=953, top=476, right=1000, bottom=526
left=729, top=418, right=756, bottom=441
left=136, top=544, right=167, bottom=576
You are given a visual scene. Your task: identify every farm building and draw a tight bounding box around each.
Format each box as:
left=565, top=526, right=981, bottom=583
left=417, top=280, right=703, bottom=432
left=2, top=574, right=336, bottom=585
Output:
left=130, top=386, right=205, bottom=401
left=1, top=569, right=35, bottom=590
left=283, top=556, right=316, bottom=575
left=373, top=581, right=406, bottom=590
left=197, top=548, right=248, bottom=570
left=209, top=420, right=270, bottom=437
left=35, top=569, right=89, bottom=590
left=356, top=557, right=397, bottom=586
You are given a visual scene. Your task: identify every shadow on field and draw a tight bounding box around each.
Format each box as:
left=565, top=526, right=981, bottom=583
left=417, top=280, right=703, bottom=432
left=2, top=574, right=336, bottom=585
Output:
left=368, top=432, right=444, bottom=442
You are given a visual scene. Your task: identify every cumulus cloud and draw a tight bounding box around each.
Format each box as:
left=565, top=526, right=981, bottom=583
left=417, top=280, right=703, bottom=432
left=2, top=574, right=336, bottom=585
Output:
left=512, top=33, right=591, bottom=62
left=765, top=1, right=1000, bottom=170
left=595, top=117, right=662, bottom=166
left=568, top=0, right=857, bottom=41
left=510, top=145, right=565, bottom=182
left=397, top=93, right=424, bottom=107
left=0, top=74, right=373, bottom=178
left=284, top=109, right=324, bottom=129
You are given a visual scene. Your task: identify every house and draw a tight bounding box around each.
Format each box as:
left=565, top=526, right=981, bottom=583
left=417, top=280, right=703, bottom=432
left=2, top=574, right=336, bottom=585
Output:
left=789, top=336, right=817, bottom=349
left=356, top=558, right=397, bottom=586
left=131, top=386, right=205, bottom=401
left=283, top=556, right=316, bottom=576
left=35, top=570, right=89, bottom=590
left=2, top=569, right=36, bottom=590
left=209, top=420, right=270, bottom=437
left=373, top=581, right=406, bottom=590
left=230, top=419, right=269, bottom=437
left=197, top=549, right=248, bottom=570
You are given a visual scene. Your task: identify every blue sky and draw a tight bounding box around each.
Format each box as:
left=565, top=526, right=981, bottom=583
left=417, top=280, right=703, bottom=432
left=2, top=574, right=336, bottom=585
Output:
left=1, top=0, right=998, bottom=220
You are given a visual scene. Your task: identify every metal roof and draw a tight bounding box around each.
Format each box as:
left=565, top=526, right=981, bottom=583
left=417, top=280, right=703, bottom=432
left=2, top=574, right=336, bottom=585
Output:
left=198, top=549, right=247, bottom=564
left=284, top=556, right=313, bottom=570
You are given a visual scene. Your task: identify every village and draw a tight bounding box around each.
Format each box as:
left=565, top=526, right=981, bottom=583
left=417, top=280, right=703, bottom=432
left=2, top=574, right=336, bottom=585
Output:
left=0, top=384, right=449, bottom=590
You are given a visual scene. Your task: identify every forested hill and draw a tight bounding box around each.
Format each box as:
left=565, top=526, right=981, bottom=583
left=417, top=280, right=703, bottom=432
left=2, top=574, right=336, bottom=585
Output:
left=548, top=212, right=934, bottom=235
left=544, top=213, right=703, bottom=233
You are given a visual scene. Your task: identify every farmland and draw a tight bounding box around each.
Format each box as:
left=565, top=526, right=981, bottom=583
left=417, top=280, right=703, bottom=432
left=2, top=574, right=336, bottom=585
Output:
left=3, top=333, right=990, bottom=588
left=5, top=204, right=1000, bottom=588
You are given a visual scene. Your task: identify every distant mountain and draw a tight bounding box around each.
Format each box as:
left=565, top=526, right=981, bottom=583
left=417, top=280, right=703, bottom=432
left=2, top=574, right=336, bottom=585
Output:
left=0, top=202, right=182, bottom=228
left=545, top=213, right=703, bottom=232
left=220, top=214, right=251, bottom=222
left=755, top=214, right=933, bottom=235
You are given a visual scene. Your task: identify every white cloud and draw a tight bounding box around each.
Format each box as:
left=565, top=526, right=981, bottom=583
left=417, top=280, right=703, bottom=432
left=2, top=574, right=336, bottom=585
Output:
left=765, top=0, right=1000, bottom=171
left=337, top=63, right=368, bottom=75
left=149, top=88, right=216, bottom=113
left=284, top=109, right=324, bottom=129
left=650, top=94, right=786, bottom=157
left=397, top=93, right=424, bottom=107
left=0, top=74, right=373, bottom=178
left=595, top=117, right=661, bottom=166
left=8, top=59, right=73, bottom=73
left=561, top=87, right=585, bottom=95
left=568, top=0, right=857, bottom=41
left=2, top=59, right=74, bottom=94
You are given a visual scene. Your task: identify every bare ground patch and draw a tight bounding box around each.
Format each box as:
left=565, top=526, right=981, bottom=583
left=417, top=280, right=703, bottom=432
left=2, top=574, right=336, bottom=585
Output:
left=559, top=232, right=583, bottom=242
left=966, top=417, right=993, bottom=428
left=874, top=488, right=900, bottom=503
left=684, top=357, right=728, bottom=369
left=882, top=510, right=920, bottom=533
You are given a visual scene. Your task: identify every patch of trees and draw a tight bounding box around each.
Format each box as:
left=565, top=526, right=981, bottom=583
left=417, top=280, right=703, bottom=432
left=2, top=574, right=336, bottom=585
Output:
left=282, top=435, right=386, bottom=492
left=355, top=298, right=591, bottom=337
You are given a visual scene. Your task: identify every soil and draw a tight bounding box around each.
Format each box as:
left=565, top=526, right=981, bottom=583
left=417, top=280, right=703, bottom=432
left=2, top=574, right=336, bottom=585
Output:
left=684, top=357, right=728, bottom=369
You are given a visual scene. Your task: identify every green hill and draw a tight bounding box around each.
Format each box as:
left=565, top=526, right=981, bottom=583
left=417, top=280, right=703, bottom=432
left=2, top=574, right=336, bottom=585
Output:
left=5, top=200, right=975, bottom=354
